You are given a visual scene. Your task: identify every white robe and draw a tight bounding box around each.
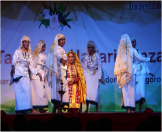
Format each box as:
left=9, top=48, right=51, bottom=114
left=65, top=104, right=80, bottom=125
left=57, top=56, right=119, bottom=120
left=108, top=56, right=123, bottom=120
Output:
left=83, top=52, right=102, bottom=104
left=134, top=50, right=150, bottom=104
left=31, top=53, right=48, bottom=108
left=121, top=48, right=150, bottom=110
left=51, top=46, right=69, bottom=105
left=12, top=49, right=38, bottom=112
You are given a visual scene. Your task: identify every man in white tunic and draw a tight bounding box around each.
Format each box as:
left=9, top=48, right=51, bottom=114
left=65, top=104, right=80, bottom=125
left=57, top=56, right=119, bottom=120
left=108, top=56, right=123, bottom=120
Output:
left=83, top=41, right=105, bottom=113
left=114, top=34, right=155, bottom=113
left=31, top=40, right=48, bottom=113
left=10, top=36, right=42, bottom=114
left=130, top=37, right=155, bottom=112
left=45, top=33, right=69, bottom=113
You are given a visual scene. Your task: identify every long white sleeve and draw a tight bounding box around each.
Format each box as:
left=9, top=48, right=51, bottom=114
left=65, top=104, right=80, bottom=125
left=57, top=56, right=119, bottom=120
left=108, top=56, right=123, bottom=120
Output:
left=133, top=48, right=150, bottom=62
left=57, top=46, right=67, bottom=61
left=12, top=49, right=19, bottom=66
left=143, top=62, right=150, bottom=74
left=29, top=55, right=38, bottom=75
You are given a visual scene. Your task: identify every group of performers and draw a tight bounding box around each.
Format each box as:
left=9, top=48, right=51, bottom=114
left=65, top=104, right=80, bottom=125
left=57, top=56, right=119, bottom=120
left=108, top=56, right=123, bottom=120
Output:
left=10, top=33, right=155, bottom=114
left=114, top=34, right=155, bottom=113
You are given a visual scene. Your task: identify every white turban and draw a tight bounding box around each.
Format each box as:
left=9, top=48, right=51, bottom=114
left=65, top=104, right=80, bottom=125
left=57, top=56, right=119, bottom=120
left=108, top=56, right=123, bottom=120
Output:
left=19, top=36, right=31, bottom=53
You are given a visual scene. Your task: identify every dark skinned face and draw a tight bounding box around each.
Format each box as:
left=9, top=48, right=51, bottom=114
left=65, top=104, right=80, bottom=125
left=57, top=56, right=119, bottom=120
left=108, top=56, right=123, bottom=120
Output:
left=131, top=39, right=136, bottom=48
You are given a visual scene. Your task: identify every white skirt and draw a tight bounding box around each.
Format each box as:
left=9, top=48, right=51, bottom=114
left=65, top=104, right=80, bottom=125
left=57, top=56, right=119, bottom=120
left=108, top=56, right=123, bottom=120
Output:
left=135, top=74, right=145, bottom=104
left=31, top=79, right=48, bottom=108
left=14, top=76, right=32, bottom=112
left=121, top=75, right=136, bottom=110
left=85, top=74, right=99, bottom=104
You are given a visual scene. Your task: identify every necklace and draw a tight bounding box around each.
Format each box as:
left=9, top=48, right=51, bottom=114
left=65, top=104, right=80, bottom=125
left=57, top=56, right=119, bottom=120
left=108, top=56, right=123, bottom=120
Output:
left=89, top=54, right=95, bottom=64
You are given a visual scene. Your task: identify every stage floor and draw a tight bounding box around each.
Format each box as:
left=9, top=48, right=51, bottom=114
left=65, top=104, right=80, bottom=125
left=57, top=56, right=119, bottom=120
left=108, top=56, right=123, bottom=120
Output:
left=3, top=112, right=161, bottom=131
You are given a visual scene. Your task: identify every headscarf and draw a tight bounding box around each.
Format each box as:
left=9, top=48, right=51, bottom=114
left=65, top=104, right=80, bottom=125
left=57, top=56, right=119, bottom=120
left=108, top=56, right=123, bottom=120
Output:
left=86, top=41, right=105, bottom=82
left=45, top=33, right=65, bottom=86
left=114, top=34, right=133, bottom=88
left=86, top=41, right=99, bottom=55
left=130, top=36, right=136, bottom=41
left=19, top=36, right=31, bottom=53
left=66, top=51, right=87, bottom=104
left=32, top=40, right=45, bottom=68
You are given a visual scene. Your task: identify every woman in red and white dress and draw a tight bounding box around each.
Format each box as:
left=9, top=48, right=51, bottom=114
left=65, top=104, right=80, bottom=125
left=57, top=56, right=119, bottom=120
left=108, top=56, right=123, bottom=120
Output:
left=66, top=51, right=87, bottom=116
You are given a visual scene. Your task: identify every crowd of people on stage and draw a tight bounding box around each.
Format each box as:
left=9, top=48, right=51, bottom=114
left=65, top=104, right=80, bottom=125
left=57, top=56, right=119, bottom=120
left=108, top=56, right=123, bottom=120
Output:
left=9, top=33, right=156, bottom=114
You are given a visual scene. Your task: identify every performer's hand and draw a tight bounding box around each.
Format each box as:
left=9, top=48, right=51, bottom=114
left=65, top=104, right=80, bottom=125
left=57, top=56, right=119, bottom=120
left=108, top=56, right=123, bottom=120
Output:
left=68, top=81, right=73, bottom=85
left=150, top=59, right=156, bottom=63
left=74, top=77, right=79, bottom=83
left=9, top=82, right=13, bottom=86
left=10, top=66, right=15, bottom=77
left=149, top=73, right=155, bottom=77
left=37, top=73, right=42, bottom=81
left=44, top=77, right=47, bottom=83
left=68, top=78, right=75, bottom=85
left=61, top=58, right=66, bottom=66
left=99, top=79, right=105, bottom=85
left=135, top=81, right=138, bottom=85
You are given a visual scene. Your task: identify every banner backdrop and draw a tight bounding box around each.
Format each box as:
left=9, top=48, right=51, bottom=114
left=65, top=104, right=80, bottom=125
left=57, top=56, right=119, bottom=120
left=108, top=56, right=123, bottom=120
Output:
left=1, top=1, right=161, bottom=113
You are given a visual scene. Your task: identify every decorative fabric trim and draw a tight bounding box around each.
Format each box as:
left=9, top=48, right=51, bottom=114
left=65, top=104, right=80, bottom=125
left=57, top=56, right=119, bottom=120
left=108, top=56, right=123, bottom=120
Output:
left=15, top=108, right=32, bottom=113
left=136, top=98, right=145, bottom=104
left=33, top=105, right=48, bottom=109
left=86, top=100, right=98, bottom=105
left=51, top=99, right=60, bottom=104
left=69, top=103, right=80, bottom=109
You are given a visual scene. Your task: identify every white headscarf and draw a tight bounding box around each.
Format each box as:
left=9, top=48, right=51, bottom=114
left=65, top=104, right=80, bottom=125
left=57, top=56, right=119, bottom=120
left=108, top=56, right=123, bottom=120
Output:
left=19, top=36, right=31, bottom=53
left=114, top=34, right=133, bottom=88
left=86, top=41, right=105, bottom=83
left=32, top=40, right=45, bottom=68
left=86, top=41, right=99, bottom=55
left=45, top=33, right=64, bottom=76
left=45, top=33, right=65, bottom=87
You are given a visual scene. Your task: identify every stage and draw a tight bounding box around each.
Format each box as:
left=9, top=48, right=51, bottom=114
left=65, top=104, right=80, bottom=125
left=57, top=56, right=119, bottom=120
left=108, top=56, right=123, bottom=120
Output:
left=2, top=111, right=161, bottom=131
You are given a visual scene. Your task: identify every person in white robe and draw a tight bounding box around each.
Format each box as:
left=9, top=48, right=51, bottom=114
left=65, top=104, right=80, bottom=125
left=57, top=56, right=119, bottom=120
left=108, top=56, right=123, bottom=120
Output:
left=130, top=37, right=155, bottom=112
left=114, top=34, right=155, bottom=113
left=10, top=36, right=42, bottom=114
left=30, top=40, right=48, bottom=113
left=83, top=41, right=105, bottom=113
left=45, top=33, right=69, bottom=113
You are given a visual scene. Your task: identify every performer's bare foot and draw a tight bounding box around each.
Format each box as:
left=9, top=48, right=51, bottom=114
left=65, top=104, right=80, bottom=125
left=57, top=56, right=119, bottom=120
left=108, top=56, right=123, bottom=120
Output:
left=96, top=109, right=100, bottom=113
left=126, top=109, right=130, bottom=113
left=84, top=110, right=88, bottom=113
left=57, top=110, right=61, bottom=113
left=131, top=110, right=134, bottom=113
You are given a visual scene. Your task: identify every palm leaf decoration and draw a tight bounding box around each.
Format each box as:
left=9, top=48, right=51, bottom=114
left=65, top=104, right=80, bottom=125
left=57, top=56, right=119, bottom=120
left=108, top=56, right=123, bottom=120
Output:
left=54, top=2, right=58, bottom=15
left=49, top=5, right=54, bottom=16
left=64, top=12, right=71, bottom=18
left=65, top=19, right=73, bottom=22
left=58, top=2, right=65, bottom=13
left=38, top=19, right=50, bottom=28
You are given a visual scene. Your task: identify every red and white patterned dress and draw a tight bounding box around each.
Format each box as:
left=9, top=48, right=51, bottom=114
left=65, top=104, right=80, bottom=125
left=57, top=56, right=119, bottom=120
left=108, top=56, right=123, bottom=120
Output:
left=67, top=65, right=80, bottom=109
